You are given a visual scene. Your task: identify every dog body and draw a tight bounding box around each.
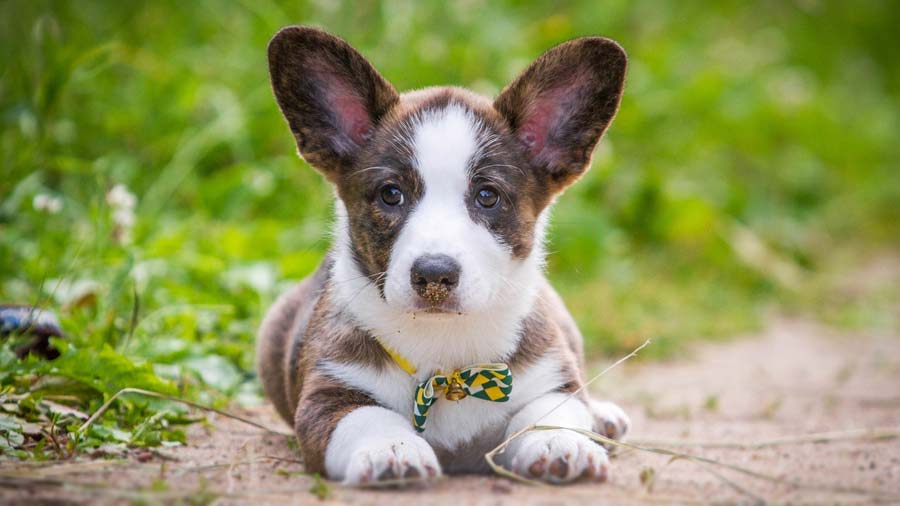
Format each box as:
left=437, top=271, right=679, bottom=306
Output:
left=257, top=27, right=629, bottom=485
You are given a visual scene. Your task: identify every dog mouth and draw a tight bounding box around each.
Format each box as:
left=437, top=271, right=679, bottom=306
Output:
left=409, top=297, right=464, bottom=316
left=418, top=306, right=463, bottom=316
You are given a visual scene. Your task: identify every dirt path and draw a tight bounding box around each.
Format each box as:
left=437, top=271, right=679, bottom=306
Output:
left=3, top=317, right=900, bottom=505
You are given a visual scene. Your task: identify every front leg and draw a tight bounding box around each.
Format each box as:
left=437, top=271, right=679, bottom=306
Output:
left=326, top=406, right=442, bottom=484
left=295, top=377, right=441, bottom=485
left=500, top=393, right=610, bottom=483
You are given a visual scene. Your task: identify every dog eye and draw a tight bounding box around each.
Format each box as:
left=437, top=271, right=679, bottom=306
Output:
left=380, top=185, right=404, bottom=206
left=475, top=187, right=500, bottom=209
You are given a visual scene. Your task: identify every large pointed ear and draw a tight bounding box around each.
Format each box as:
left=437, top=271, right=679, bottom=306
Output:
left=268, top=26, right=399, bottom=180
left=494, top=37, right=626, bottom=191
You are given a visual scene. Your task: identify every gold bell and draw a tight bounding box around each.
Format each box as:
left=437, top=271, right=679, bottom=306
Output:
left=445, top=379, right=467, bottom=401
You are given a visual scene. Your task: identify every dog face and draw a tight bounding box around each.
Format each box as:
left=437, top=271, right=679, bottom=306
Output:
left=342, top=96, right=547, bottom=316
left=268, top=27, right=625, bottom=317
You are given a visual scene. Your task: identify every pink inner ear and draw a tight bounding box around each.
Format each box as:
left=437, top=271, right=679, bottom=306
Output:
left=518, top=102, right=552, bottom=155
left=307, top=58, right=374, bottom=146
left=516, top=80, right=579, bottom=161
left=321, top=69, right=373, bottom=147
left=332, top=93, right=372, bottom=145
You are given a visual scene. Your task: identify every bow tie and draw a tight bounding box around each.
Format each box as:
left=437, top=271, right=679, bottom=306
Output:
left=413, top=365, right=513, bottom=432
left=375, top=337, right=513, bottom=433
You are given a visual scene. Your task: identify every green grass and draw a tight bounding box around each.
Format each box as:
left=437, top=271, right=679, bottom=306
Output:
left=1, top=0, right=898, bottom=458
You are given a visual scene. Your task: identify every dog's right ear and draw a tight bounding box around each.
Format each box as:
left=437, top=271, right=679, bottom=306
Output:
left=268, top=27, right=399, bottom=180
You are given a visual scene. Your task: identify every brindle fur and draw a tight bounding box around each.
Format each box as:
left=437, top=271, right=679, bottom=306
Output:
left=258, top=26, right=626, bottom=476
left=257, top=267, right=587, bottom=473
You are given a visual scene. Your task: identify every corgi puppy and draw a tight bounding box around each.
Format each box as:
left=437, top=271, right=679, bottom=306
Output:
left=257, top=26, right=629, bottom=485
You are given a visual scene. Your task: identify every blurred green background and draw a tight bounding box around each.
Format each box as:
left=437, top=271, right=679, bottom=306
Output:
left=1, top=1, right=898, bottom=456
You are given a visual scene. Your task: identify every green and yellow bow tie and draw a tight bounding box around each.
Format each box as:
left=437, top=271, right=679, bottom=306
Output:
left=375, top=337, right=513, bottom=433
left=413, top=364, right=513, bottom=432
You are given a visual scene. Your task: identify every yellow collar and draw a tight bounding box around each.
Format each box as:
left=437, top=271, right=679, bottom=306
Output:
left=375, top=337, right=417, bottom=375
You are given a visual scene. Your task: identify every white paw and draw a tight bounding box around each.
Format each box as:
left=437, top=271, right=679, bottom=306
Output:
left=589, top=400, right=630, bottom=442
left=343, top=435, right=442, bottom=486
left=508, top=429, right=609, bottom=484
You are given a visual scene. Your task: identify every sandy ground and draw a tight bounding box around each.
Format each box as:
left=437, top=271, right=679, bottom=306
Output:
left=2, top=317, right=899, bottom=505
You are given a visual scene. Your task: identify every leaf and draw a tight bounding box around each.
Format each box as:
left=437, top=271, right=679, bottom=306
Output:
left=0, top=414, right=26, bottom=449
left=639, top=466, right=656, bottom=492
left=309, top=473, right=331, bottom=501
left=181, top=355, right=242, bottom=392
left=89, top=423, right=132, bottom=443
left=42, top=400, right=89, bottom=420
left=49, top=339, right=176, bottom=397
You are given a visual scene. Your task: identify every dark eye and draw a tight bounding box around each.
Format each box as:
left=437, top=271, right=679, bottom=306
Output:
left=380, top=185, right=404, bottom=206
left=475, top=187, right=500, bottom=209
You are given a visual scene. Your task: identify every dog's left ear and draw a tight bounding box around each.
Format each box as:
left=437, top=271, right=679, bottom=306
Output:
left=494, top=37, right=626, bottom=192
left=268, top=26, right=399, bottom=181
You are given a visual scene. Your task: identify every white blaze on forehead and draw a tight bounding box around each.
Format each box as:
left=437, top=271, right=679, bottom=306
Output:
left=388, top=103, right=493, bottom=280
left=411, top=104, right=481, bottom=198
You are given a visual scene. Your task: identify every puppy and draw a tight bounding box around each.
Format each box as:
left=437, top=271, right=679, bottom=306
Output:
left=257, top=26, right=629, bottom=485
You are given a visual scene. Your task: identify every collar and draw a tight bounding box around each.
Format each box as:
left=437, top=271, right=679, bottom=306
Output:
left=375, top=336, right=418, bottom=375
left=374, top=336, right=513, bottom=433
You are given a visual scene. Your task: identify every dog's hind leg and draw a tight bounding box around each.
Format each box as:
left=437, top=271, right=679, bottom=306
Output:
left=588, top=399, right=631, bottom=446
left=256, top=264, right=327, bottom=424
left=537, top=282, right=631, bottom=445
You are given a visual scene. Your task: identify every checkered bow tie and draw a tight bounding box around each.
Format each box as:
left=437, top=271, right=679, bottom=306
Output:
left=413, top=364, right=513, bottom=432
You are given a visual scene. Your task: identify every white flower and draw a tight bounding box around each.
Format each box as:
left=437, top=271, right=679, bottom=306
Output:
left=248, top=170, right=274, bottom=194
left=106, top=183, right=138, bottom=245
left=106, top=184, right=136, bottom=209
left=113, top=207, right=135, bottom=228
left=33, top=193, right=63, bottom=214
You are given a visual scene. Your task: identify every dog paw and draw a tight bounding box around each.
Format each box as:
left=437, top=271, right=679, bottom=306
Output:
left=508, top=430, right=609, bottom=484
left=589, top=399, right=630, bottom=443
left=343, top=436, right=441, bottom=486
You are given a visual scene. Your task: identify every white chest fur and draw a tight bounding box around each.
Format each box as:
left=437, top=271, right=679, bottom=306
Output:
left=318, top=354, right=567, bottom=450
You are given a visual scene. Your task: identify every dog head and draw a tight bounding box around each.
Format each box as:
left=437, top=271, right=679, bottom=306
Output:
left=268, top=27, right=625, bottom=318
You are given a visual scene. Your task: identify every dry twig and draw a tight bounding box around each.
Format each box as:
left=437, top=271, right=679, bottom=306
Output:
left=630, top=426, right=900, bottom=449
left=77, top=387, right=293, bottom=437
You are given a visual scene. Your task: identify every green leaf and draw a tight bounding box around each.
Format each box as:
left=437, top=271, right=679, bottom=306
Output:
left=181, top=355, right=242, bottom=393
left=0, top=414, right=26, bottom=450
left=49, top=339, right=176, bottom=397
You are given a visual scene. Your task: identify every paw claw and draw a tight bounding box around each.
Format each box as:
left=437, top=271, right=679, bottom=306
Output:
left=528, top=458, right=547, bottom=477
left=590, top=400, right=630, bottom=450
left=507, top=430, right=610, bottom=484
left=603, top=420, right=618, bottom=439
left=342, top=436, right=442, bottom=486
left=549, top=458, right=569, bottom=479
left=596, top=462, right=609, bottom=483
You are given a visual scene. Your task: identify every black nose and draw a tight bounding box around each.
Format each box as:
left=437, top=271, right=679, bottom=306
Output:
left=411, top=254, right=460, bottom=303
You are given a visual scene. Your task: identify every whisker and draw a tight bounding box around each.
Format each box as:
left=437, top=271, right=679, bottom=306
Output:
left=335, top=275, right=381, bottom=314
left=351, top=165, right=401, bottom=177
left=475, top=163, right=526, bottom=176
